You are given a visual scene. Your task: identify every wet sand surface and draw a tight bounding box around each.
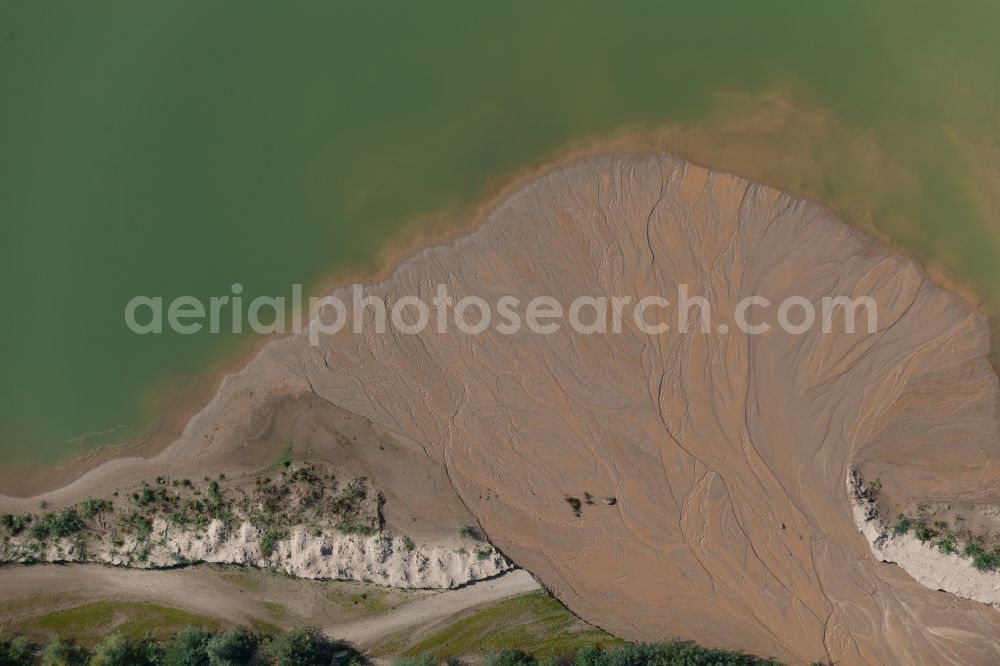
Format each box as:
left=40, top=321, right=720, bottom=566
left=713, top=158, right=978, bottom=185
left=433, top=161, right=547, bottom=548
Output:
left=5, top=154, right=1000, bottom=664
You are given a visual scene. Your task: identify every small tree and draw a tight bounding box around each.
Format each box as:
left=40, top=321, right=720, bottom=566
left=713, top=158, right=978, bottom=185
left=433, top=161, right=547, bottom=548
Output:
left=0, top=635, right=34, bottom=666
left=163, top=627, right=212, bottom=666
left=90, top=631, right=161, bottom=666
left=261, top=628, right=328, bottom=666
left=206, top=627, right=258, bottom=666
left=483, top=650, right=536, bottom=666
left=40, top=636, right=88, bottom=666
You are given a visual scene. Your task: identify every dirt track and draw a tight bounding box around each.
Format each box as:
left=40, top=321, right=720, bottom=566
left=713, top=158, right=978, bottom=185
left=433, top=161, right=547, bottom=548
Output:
left=0, top=564, right=537, bottom=650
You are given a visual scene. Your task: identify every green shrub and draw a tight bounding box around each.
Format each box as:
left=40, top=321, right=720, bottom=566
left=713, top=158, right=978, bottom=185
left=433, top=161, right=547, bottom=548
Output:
left=260, top=627, right=330, bottom=665
left=27, top=509, right=86, bottom=542
left=484, top=650, right=536, bottom=666
left=30, top=519, right=51, bottom=541
left=1, top=513, right=32, bottom=535
left=119, top=513, right=153, bottom=540
left=936, top=534, right=956, bottom=554
left=914, top=525, right=933, bottom=542
left=79, top=499, right=113, bottom=519
left=163, top=627, right=212, bottom=666
left=52, top=509, right=85, bottom=538
left=972, top=551, right=1000, bottom=572
left=206, top=627, right=257, bottom=666
left=892, top=515, right=911, bottom=535
left=964, top=542, right=984, bottom=557
left=40, top=636, right=88, bottom=665
left=0, top=635, right=34, bottom=666
left=90, top=631, right=162, bottom=666
left=572, top=641, right=780, bottom=666
left=259, top=530, right=286, bottom=557
left=133, top=482, right=166, bottom=507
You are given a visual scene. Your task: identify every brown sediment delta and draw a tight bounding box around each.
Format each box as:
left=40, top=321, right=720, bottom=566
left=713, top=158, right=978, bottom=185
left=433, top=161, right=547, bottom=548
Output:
left=4, top=153, right=1000, bottom=663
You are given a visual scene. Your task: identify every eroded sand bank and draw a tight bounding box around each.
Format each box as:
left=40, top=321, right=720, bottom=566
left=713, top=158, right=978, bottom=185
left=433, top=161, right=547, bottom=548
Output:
left=5, top=154, right=1000, bottom=664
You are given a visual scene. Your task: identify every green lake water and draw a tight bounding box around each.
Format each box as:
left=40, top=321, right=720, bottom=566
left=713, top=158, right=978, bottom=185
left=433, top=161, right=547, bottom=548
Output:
left=2, top=1, right=1000, bottom=463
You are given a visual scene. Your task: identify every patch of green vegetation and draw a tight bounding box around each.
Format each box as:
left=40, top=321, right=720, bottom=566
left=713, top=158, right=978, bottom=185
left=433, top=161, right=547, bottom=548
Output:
left=0, top=634, right=33, bottom=666
left=261, top=440, right=295, bottom=474
left=39, top=635, right=89, bottom=665
left=261, top=626, right=357, bottom=665
left=392, top=654, right=436, bottom=666
left=327, top=589, right=392, bottom=615
left=972, top=550, right=1000, bottom=573
left=936, top=534, right=956, bottom=554
left=258, top=529, right=287, bottom=557
left=0, top=514, right=32, bottom=536
left=246, top=618, right=282, bottom=637
left=27, top=508, right=85, bottom=542
left=487, top=642, right=782, bottom=666
left=9, top=601, right=221, bottom=647
left=118, top=512, right=153, bottom=540
left=132, top=482, right=168, bottom=508
left=221, top=570, right=262, bottom=593
left=0, top=595, right=70, bottom=619
left=892, top=514, right=911, bottom=535
left=397, top=591, right=623, bottom=660
left=262, top=601, right=290, bottom=622
left=79, top=498, right=113, bottom=519
left=3, top=625, right=362, bottom=666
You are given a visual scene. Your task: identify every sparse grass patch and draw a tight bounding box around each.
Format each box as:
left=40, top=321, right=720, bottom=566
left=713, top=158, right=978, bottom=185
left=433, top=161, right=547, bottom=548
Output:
left=221, top=570, right=262, bottom=593
left=8, top=601, right=221, bottom=647
left=396, top=591, right=622, bottom=660
left=261, top=601, right=290, bottom=622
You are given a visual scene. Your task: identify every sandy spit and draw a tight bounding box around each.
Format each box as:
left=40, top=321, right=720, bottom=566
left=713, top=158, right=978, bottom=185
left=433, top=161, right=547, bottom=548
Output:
left=6, top=153, right=1000, bottom=664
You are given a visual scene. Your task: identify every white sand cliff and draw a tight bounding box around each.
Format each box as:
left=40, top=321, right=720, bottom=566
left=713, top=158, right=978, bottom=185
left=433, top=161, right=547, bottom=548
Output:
left=2, top=519, right=511, bottom=589
left=849, top=468, right=1000, bottom=608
